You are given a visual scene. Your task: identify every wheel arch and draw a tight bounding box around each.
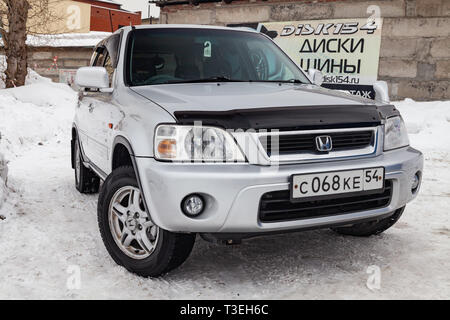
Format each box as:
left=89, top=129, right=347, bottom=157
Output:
left=112, top=137, right=134, bottom=171
left=111, top=135, right=154, bottom=224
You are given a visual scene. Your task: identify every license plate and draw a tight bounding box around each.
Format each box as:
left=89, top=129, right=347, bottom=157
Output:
left=291, top=167, right=385, bottom=200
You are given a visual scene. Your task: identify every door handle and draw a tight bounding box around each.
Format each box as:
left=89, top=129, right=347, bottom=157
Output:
left=88, top=103, right=94, bottom=113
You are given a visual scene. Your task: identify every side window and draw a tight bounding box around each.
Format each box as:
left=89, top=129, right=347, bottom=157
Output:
left=90, top=51, right=98, bottom=67
left=93, top=47, right=114, bottom=87
left=105, top=33, right=121, bottom=68
left=103, top=54, right=114, bottom=86
left=94, top=50, right=107, bottom=67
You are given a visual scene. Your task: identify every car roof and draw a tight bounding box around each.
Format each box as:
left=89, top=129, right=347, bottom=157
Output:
left=118, top=24, right=259, bottom=34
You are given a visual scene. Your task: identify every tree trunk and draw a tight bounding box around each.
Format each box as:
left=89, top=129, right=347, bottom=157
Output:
left=4, top=0, right=30, bottom=88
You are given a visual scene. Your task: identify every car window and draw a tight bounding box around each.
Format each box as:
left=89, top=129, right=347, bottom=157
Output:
left=246, top=40, right=295, bottom=81
left=130, top=52, right=177, bottom=85
left=94, top=49, right=107, bottom=67
left=126, top=28, right=310, bottom=86
left=93, top=47, right=114, bottom=87
left=105, top=33, right=121, bottom=68
left=103, top=54, right=114, bottom=86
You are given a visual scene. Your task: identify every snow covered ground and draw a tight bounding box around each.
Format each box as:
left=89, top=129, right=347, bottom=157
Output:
left=0, top=79, right=449, bottom=299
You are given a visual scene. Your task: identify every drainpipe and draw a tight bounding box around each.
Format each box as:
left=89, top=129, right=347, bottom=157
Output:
left=108, top=9, right=114, bottom=32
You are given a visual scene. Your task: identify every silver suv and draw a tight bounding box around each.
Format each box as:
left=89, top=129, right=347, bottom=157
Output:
left=72, top=25, right=423, bottom=277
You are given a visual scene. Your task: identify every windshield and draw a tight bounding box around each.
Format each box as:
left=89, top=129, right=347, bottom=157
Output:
left=126, top=28, right=310, bottom=86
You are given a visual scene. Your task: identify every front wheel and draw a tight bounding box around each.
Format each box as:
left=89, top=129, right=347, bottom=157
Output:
left=98, top=166, right=195, bottom=277
left=331, top=207, right=405, bottom=237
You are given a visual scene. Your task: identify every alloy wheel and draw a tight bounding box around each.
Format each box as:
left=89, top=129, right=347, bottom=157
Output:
left=108, top=186, right=159, bottom=260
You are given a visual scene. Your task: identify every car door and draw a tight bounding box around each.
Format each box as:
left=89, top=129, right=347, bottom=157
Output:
left=77, top=35, right=123, bottom=175
left=76, top=47, right=104, bottom=171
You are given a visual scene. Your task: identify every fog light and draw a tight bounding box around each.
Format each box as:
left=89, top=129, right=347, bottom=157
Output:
left=412, top=172, right=420, bottom=192
left=182, top=194, right=204, bottom=217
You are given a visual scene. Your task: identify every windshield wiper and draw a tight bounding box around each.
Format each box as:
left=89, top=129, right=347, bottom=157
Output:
left=285, top=79, right=305, bottom=84
left=169, top=76, right=244, bottom=84
left=163, top=77, right=306, bottom=85
left=249, top=79, right=305, bottom=84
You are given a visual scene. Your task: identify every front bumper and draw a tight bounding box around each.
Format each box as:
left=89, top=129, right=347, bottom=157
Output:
left=135, top=147, right=423, bottom=233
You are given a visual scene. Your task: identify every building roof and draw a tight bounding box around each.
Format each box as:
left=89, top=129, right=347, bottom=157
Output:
left=21, top=32, right=112, bottom=48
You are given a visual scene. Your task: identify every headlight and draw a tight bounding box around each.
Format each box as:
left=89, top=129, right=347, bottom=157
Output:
left=384, top=116, right=409, bottom=151
left=154, top=124, right=245, bottom=162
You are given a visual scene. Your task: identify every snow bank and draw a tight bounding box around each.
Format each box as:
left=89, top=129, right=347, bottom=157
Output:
left=0, top=66, right=76, bottom=215
left=0, top=77, right=77, bottom=160
left=0, top=180, right=4, bottom=211
left=395, top=99, right=450, bottom=160
left=0, top=152, right=6, bottom=209
left=0, top=136, right=6, bottom=210
left=0, top=56, right=63, bottom=211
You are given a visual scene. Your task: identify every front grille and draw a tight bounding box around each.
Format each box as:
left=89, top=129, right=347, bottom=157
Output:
left=259, top=130, right=375, bottom=156
left=259, top=180, right=393, bottom=223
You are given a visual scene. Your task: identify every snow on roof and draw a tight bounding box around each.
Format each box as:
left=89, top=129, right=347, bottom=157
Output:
left=22, top=32, right=112, bottom=48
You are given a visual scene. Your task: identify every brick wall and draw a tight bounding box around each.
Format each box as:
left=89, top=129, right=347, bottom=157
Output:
left=159, top=0, right=450, bottom=101
left=90, top=5, right=142, bottom=32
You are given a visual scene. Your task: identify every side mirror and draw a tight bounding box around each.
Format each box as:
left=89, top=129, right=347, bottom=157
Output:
left=75, top=67, right=110, bottom=91
left=308, top=68, right=324, bottom=86
left=373, top=80, right=390, bottom=103
left=265, top=30, right=278, bottom=39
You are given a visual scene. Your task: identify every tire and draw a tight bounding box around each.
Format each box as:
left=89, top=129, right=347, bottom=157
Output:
left=74, top=136, right=100, bottom=194
left=331, top=206, right=405, bottom=237
left=98, top=166, right=196, bottom=277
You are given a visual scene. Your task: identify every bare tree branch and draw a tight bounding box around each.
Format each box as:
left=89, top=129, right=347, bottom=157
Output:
left=0, top=0, right=64, bottom=87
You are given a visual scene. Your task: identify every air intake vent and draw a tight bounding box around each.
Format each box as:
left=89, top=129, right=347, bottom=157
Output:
left=259, top=180, right=392, bottom=223
left=260, top=130, right=375, bottom=156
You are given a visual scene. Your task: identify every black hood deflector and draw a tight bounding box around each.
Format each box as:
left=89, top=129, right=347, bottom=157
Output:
left=174, top=104, right=400, bottom=131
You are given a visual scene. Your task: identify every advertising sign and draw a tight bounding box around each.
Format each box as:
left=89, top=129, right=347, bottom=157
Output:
left=253, top=18, right=383, bottom=99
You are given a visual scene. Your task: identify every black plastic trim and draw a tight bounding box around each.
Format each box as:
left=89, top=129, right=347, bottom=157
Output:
left=259, top=180, right=393, bottom=223
left=200, top=209, right=399, bottom=243
left=112, top=136, right=135, bottom=157
left=175, top=104, right=400, bottom=131
left=112, top=136, right=155, bottom=224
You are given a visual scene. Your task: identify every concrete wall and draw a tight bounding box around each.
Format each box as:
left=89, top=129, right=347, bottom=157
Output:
left=27, top=47, right=93, bottom=83
left=159, top=0, right=450, bottom=101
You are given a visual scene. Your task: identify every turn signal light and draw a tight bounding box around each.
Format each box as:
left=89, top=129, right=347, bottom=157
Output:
left=157, top=139, right=177, bottom=158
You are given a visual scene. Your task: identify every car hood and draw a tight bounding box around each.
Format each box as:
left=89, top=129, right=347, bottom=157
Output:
left=130, top=82, right=395, bottom=130
left=131, top=82, right=377, bottom=113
